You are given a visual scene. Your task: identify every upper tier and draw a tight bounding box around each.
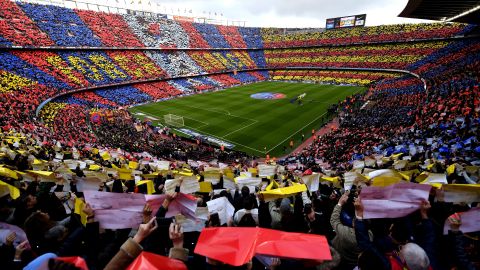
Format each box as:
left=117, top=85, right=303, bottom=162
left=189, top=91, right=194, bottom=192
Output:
left=0, top=0, right=473, bottom=49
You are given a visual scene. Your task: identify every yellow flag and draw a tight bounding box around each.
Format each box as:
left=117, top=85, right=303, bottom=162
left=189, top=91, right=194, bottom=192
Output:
left=0, top=180, right=20, bottom=199
left=101, top=152, right=111, bottom=161
left=367, top=170, right=405, bottom=187
left=446, top=164, right=456, bottom=175
left=260, top=183, right=307, bottom=202
left=136, top=180, right=154, bottom=194
left=372, top=176, right=404, bottom=187
left=390, top=153, right=403, bottom=160
left=25, top=170, right=54, bottom=177
left=74, top=198, right=87, bottom=226
left=89, top=165, right=101, bottom=171
left=225, top=171, right=235, bottom=179
left=142, top=172, right=159, bottom=179
left=426, top=163, right=435, bottom=171
left=118, top=171, right=133, bottom=180
left=428, top=183, right=443, bottom=189
left=176, top=170, right=194, bottom=177
left=414, top=171, right=429, bottom=183
left=0, top=166, right=19, bottom=180
left=320, top=176, right=340, bottom=184
left=199, top=181, right=212, bottom=193
left=265, top=180, right=279, bottom=191
left=398, top=169, right=420, bottom=181
left=33, top=159, right=43, bottom=165
left=129, top=161, right=138, bottom=170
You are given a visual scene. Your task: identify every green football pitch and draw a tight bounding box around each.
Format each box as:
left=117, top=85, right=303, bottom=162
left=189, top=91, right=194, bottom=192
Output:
left=129, top=81, right=365, bottom=157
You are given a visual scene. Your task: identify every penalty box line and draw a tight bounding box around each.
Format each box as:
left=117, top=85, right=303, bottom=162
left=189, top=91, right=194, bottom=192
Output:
left=222, top=119, right=258, bottom=138
left=133, top=109, right=265, bottom=155
left=183, top=125, right=266, bottom=155
left=133, top=109, right=209, bottom=128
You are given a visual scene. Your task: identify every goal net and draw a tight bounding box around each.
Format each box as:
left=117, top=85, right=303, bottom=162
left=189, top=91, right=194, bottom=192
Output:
left=164, top=114, right=184, bottom=127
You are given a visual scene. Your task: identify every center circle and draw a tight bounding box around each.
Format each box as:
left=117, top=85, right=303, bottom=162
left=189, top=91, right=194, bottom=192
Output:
left=250, top=92, right=286, bottom=100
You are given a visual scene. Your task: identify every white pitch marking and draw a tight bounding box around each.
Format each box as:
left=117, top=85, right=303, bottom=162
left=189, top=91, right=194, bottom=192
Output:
left=266, top=112, right=327, bottom=154
left=133, top=109, right=209, bottom=127
left=182, top=125, right=265, bottom=155
left=223, top=119, right=258, bottom=138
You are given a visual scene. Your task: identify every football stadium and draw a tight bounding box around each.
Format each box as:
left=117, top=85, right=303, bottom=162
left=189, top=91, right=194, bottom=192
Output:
left=0, top=0, right=479, bottom=269
left=130, top=82, right=365, bottom=156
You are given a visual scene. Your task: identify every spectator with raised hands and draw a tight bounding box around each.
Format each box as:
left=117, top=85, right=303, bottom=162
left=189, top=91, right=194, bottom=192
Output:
left=354, top=197, right=427, bottom=270
left=104, top=217, right=158, bottom=270
left=444, top=212, right=478, bottom=270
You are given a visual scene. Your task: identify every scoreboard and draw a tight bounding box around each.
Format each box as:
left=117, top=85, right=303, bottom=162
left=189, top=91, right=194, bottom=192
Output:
left=326, top=14, right=366, bottom=30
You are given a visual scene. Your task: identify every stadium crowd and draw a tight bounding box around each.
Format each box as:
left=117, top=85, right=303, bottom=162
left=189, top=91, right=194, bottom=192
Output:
left=264, top=42, right=449, bottom=70
left=262, top=23, right=473, bottom=48
left=0, top=115, right=478, bottom=269
left=0, top=1, right=478, bottom=270
left=270, top=70, right=399, bottom=86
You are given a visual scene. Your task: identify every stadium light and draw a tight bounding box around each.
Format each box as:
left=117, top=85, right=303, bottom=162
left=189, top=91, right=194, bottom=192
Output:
left=444, top=5, right=480, bottom=22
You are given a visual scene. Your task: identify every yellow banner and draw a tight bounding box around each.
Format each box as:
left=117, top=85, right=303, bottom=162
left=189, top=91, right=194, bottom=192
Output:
left=142, top=172, right=159, bottom=179
left=89, top=165, right=101, bottom=171
left=176, top=171, right=194, bottom=177
left=0, top=180, right=20, bottom=199
left=118, top=172, right=133, bottom=180
left=446, top=164, right=456, bottom=175
left=199, top=181, right=213, bottom=193
left=74, top=198, right=87, bottom=226
left=136, top=180, right=154, bottom=194
left=0, top=166, right=19, bottom=180
left=33, top=159, right=43, bottom=165
left=265, top=180, right=279, bottom=191
left=101, top=152, right=111, bottom=161
left=260, top=183, right=307, bottom=201
left=371, top=177, right=404, bottom=187
left=129, top=161, right=138, bottom=170
left=25, top=170, right=54, bottom=177
left=320, top=176, right=340, bottom=183
left=398, top=169, right=420, bottom=181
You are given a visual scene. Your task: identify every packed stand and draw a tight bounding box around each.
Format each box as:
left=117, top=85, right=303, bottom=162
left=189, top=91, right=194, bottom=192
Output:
left=286, top=41, right=480, bottom=172
left=0, top=127, right=478, bottom=269
left=270, top=70, right=400, bottom=86
left=262, top=23, right=472, bottom=48
left=75, top=10, right=144, bottom=47
left=264, top=41, right=449, bottom=70
left=0, top=1, right=265, bottom=49
left=0, top=0, right=54, bottom=47
left=18, top=3, right=104, bottom=47
left=122, top=14, right=190, bottom=48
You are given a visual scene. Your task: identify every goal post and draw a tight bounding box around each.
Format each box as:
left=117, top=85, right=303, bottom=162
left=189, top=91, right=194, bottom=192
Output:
left=164, top=114, right=184, bottom=127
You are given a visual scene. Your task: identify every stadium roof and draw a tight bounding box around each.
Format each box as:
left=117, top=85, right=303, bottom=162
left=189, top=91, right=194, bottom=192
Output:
left=399, top=0, right=480, bottom=24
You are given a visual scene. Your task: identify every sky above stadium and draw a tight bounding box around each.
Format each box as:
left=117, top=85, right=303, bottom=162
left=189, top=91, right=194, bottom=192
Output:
left=149, top=0, right=432, bottom=27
